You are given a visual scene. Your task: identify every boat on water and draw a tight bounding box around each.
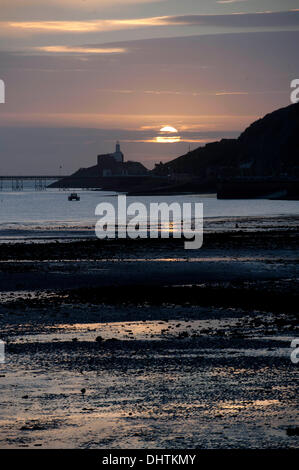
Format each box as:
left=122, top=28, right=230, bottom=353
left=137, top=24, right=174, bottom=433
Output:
left=68, top=193, right=80, bottom=201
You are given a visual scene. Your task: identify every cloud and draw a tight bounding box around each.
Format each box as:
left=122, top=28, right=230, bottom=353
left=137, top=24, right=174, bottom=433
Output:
left=217, top=0, right=247, bottom=3
left=1, top=0, right=163, bottom=5
left=2, top=10, right=299, bottom=39
left=0, top=125, right=240, bottom=172
left=7, top=21, right=105, bottom=33
left=1, top=18, right=166, bottom=35
left=161, top=10, right=299, bottom=28
left=103, top=88, right=287, bottom=98
left=143, top=90, right=250, bottom=96
left=38, top=46, right=127, bottom=54
left=0, top=0, right=164, bottom=15
left=0, top=29, right=297, bottom=172
left=0, top=112, right=257, bottom=133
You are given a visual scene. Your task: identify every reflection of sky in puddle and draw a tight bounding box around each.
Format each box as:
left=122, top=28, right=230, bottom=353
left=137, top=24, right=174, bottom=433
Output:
left=0, top=290, right=66, bottom=303
left=15, top=319, right=231, bottom=343
left=214, top=399, right=280, bottom=415
left=1, top=350, right=296, bottom=449
left=10, top=318, right=292, bottom=359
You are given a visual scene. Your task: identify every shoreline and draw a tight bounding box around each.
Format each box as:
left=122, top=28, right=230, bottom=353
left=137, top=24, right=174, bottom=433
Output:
left=0, top=213, right=299, bottom=243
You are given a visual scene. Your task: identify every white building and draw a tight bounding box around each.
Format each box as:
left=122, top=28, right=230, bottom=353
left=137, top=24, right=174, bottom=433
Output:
left=113, top=141, right=124, bottom=163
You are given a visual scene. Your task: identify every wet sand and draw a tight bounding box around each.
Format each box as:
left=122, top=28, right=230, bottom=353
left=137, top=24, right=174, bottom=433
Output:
left=0, top=222, right=298, bottom=448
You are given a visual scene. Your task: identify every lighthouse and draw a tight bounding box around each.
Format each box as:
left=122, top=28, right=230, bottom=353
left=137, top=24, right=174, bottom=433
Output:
left=113, top=141, right=124, bottom=163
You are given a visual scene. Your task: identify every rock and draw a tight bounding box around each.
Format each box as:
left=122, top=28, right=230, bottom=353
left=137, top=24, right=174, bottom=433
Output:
left=286, top=427, right=299, bottom=436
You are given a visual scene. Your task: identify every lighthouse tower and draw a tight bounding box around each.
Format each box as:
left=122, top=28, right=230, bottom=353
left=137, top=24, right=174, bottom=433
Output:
left=113, top=141, right=124, bottom=163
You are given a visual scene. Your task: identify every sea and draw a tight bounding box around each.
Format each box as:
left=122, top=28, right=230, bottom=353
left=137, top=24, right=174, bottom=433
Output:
left=0, top=180, right=298, bottom=242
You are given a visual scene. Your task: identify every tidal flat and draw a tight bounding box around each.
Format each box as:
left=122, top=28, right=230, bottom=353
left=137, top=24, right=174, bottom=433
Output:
left=0, top=223, right=298, bottom=448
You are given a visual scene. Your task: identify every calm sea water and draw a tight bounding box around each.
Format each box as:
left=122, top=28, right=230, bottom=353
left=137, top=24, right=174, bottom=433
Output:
left=0, top=181, right=298, bottom=240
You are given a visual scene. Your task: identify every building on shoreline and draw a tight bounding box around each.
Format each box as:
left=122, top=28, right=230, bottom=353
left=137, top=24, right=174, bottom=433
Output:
left=97, top=141, right=124, bottom=165
left=97, top=142, right=148, bottom=177
left=48, top=141, right=150, bottom=190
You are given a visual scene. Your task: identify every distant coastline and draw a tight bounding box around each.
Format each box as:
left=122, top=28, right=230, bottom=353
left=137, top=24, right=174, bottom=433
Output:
left=50, top=102, right=299, bottom=200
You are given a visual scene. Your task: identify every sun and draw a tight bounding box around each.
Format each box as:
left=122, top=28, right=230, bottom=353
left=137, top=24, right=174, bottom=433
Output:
left=156, top=125, right=180, bottom=143
left=160, top=126, right=178, bottom=133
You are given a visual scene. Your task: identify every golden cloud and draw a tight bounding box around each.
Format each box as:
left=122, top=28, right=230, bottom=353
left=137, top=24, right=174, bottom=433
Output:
left=3, top=17, right=167, bottom=34
left=38, top=45, right=127, bottom=54
left=2, top=10, right=299, bottom=37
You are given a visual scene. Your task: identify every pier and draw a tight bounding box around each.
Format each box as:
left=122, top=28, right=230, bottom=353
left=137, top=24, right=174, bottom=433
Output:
left=0, top=175, right=67, bottom=191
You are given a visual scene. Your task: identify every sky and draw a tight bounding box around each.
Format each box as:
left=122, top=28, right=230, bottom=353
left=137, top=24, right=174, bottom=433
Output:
left=0, top=0, right=299, bottom=173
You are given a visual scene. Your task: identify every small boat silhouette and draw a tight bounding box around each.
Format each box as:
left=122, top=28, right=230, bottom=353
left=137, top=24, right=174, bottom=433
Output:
left=68, top=193, right=80, bottom=201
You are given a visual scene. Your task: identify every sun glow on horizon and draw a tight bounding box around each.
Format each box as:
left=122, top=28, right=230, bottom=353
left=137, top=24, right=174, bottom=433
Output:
left=157, top=125, right=180, bottom=143
left=156, top=135, right=181, bottom=143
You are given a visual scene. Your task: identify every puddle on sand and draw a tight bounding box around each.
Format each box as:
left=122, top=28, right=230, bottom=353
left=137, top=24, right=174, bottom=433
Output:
left=0, top=290, right=66, bottom=303
left=12, top=318, right=238, bottom=343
